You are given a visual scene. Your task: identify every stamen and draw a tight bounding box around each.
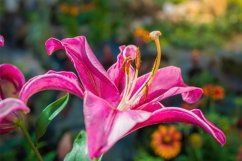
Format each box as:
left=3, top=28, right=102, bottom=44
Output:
left=121, top=57, right=132, bottom=72
left=123, top=58, right=132, bottom=96
left=117, top=57, right=133, bottom=110
left=135, top=48, right=141, bottom=70
left=125, top=60, right=131, bottom=76
left=117, top=48, right=141, bottom=110
left=144, top=83, right=149, bottom=98
left=126, top=48, right=141, bottom=100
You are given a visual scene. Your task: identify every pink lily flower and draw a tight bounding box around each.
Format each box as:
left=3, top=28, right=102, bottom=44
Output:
left=0, top=38, right=29, bottom=134
left=19, top=31, right=226, bottom=159
left=0, top=64, right=30, bottom=134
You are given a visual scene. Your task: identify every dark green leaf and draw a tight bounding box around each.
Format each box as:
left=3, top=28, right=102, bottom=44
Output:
left=64, top=131, right=102, bottom=161
left=36, top=94, right=69, bottom=139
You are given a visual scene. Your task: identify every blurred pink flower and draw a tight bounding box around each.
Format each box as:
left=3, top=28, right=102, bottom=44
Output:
left=0, top=64, right=29, bottom=134
left=0, top=38, right=29, bottom=134
left=20, top=32, right=226, bottom=159
left=0, top=35, right=4, bottom=47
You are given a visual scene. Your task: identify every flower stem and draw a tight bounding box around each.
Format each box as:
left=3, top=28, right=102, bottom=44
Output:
left=18, top=121, right=43, bottom=161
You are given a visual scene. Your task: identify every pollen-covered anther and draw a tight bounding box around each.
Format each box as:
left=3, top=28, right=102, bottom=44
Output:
left=135, top=48, right=141, bottom=70
left=121, top=57, right=133, bottom=72
left=149, top=31, right=162, bottom=40
left=125, top=60, right=132, bottom=75
left=144, top=83, right=149, bottom=98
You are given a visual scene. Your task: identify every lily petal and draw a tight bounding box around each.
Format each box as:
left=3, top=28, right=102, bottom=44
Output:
left=135, top=101, right=165, bottom=112
left=107, top=46, right=126, bottom=92
left=0, top=98, right=30, bottom=134
left=0, top=64, right=25, bottom=98
left=84, top=91, right=151, bottom=159
left=107, top=45, right=135, bottom=93
left=130, top=107, right=226, bottom=145
left=45, top=37, right=119, bottom=104
left=132, top=66, right=202, bottom=106
left=0, top=35, right=4, bottom=47
left=19, top=71, right=83, bottom=103
left=122, top=45, right=138, bottom=59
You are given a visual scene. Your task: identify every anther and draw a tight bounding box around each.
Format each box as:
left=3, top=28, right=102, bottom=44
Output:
left=122, top=57, right=133, bottom=72
left=125, top=61, right=132, bottom=75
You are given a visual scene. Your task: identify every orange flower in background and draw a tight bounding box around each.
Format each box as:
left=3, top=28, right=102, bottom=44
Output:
left=59, top=3, right=95, bottom=16
left=151, top=125, right=182, bottom=160
left=134, top=27, right=150, bottom=43
left=202, top=84, right=213, bottom=97
left=69, top=6, right=80, bottom=16
left=60, top=4, right=69, bottom=13
left=202, top=84, right=225, bottom=100
left=212, top=85, right=225, bottom=100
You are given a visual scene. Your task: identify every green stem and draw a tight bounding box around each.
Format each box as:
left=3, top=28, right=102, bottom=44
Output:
left=18, top=121, right=44, bottom=161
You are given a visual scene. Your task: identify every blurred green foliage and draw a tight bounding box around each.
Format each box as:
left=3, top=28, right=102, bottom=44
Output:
left=56, top=0, right=242, bottom=49
left=0, top=135, right=56, bottom=161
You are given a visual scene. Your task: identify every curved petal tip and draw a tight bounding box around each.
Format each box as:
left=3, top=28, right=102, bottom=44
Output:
left=132, top=107, right=226, bottom=146
left=45, top=38, right=63, bottom=55
left=191, top=109, right=226, bottom=145
left=182, top=87, right=203, bottom=104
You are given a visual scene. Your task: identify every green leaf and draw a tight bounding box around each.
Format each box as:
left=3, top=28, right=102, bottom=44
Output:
left=64, top=131, right=102, bottom=161
left=36, top=94, right=69, bottom=139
